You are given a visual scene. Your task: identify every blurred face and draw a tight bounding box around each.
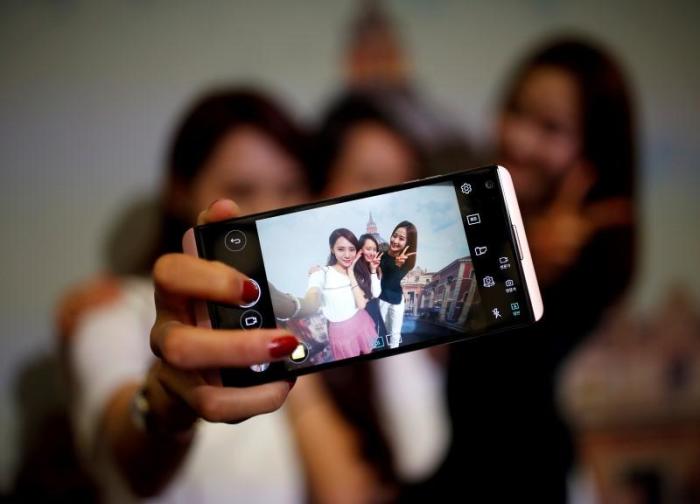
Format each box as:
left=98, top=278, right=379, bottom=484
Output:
left=389, top=227, right=407, bottom=253
left=189, top=126, right=308, bottom=219
left=332, top=236, right=356, bottom=269
left=360, top=239, right=378, bottom=262
left=498, top=65, right=583, bottom=212
left=323, top=121, right=417, bottom=198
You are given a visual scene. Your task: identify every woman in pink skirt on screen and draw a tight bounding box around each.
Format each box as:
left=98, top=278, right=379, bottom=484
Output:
left=307, top=228, right=379, bottom=360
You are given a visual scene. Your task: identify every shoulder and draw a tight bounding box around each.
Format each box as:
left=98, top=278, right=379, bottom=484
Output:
left=308, top=267, right=328, bottom=288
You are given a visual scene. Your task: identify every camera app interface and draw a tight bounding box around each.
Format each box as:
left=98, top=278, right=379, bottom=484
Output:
left=200, top=170, right=531, bottom=378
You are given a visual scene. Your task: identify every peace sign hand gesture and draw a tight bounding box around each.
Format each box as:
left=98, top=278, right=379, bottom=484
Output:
left=369, top=252, right=383, bottom=273
left=527, top=162, right=633, bottom=285
left=395, top=246, right=416, bottom=268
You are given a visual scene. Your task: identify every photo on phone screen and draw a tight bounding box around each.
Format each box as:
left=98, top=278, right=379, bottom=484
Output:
left=257, top=181, right=471, bottom=367
left=195, top=165, right=543, bottom=385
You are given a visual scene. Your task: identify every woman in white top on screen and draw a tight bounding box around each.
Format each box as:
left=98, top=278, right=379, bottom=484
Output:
left=307, top=228, right=379, bottom=360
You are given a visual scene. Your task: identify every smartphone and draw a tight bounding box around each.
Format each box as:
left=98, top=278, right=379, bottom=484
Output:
left=194, top=165, right=543, bottom=386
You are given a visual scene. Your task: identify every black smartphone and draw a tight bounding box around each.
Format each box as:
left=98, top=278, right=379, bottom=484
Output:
left=194, top=165, right=543, bottom=386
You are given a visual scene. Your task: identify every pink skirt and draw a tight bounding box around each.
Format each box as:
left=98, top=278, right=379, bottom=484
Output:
left=328, top=309, right=378, bottom=360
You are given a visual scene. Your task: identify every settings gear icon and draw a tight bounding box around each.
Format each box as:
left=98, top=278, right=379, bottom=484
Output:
left=460, top=183, right=472, bottom=195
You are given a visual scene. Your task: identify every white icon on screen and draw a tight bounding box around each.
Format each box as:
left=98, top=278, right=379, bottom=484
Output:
left=483, top=276, right=495, bottom=288
left=467, top=213, right=481, bottom=225
left=244, top=316, right=258, bottom=327
left=475, top=246, right=488, bottom=256
left=460, top=183, right=472, bottom=195
left=505, top=279, right=514, bottom=288
left=499, top=256, right=509, bottom=264
left=492, top=308, right=502, bottom=319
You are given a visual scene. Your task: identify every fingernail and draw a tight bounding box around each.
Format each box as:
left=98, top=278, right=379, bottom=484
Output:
left=269, top=336, right=299, bottom=359
left=241, top=280, right=259, bottom=303
left=207, top=198, right=226, bottom=211
left=287, top=378, right=297, bottom=391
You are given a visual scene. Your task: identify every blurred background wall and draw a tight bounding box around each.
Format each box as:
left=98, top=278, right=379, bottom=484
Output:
left=0, top=0, right=698, bottom=489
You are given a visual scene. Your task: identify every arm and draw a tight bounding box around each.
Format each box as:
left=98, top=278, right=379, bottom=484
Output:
left=71, top=200, right=300, bottom=497
left=348, top=253, right=368, bottom=310
left=347, top=271, right=368, bottom=310
left=370, top=273, right=381, bottom=298
left=299, top=286, right=322, bottom=318
left=286, top=375, right=382, bottom=504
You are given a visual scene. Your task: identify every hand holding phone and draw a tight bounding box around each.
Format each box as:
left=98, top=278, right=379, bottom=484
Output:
left=195, top=166, right=543, bottom=386
left=143, top=200, right=299, bottom=428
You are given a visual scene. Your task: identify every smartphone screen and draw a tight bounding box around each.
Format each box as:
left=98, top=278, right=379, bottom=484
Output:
left=195, top=165, right=542, bottom=386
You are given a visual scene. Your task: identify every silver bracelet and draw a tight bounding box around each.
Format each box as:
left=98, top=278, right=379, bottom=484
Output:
left=130, top=386, right=150, bottom=433
left=130, top=385, right=196, bottom=439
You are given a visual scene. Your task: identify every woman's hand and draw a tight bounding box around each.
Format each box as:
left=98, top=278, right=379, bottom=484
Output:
left=368, top=252, right=383, bottom=274
left=347, top=251, right=364, bottom=280
left=394, top=246, right=416, bottom=268
left=526, top=163, right=633, bottom=286
left=145, top=200, right=299, bottom=432
left=308, top=265, right=322, bottom=276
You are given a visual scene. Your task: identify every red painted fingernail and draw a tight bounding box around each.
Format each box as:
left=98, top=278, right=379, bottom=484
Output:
left=241, top=280, right=259, bottom=303
left=269, top=336, right=299, bottom=359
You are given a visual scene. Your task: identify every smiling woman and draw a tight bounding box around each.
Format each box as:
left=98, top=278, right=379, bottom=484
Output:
left=305, top=228, right=379, bottom=360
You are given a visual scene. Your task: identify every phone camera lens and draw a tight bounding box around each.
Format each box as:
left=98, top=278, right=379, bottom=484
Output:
left=485, top=180, right=495, bottom=189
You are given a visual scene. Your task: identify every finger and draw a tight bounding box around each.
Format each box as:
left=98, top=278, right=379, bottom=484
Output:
left=402, top=246, right=409, bottom=255
left=152, top=323, right=299, bottom=369
left=153, top=253, right=255, bottom=307
left=159, top=368, right=292, bottom=423
left=377, top=252, right=384, bottom=260
left=197, top=199, right=241, bottom=226
left=552, top=161, right=596, bottom=211
left=405, top=252, right=417, bottom=257
left=585, top=198, right=634, bottom=232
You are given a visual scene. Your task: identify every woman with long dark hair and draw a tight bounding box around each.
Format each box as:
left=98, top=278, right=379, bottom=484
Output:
left=306, top=228, right=379, bottom=359
left=379, top=220, right=418, bottom=349
left=356, top=233, right=388, bottom=347
left=412, top=37, right=638, bottom=502
left=66, top=88, right=311, bottom=501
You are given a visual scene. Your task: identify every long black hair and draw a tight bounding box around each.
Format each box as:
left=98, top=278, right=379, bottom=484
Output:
left=109, top=88, right=308, bottom=275
left=501, top=37, right=637, bottom=332
left=355, top=234, right=381, bottom=298
left=390, top=220, right=417, bottom=271
left=327, top=228, right=374, bottom=302
left=502, top=37, right=636, bottom=204
left=310, top=91, right=425, bottom=195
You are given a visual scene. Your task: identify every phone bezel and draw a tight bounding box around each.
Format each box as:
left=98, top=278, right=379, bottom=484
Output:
left=195, top=165, right=544, bottom=385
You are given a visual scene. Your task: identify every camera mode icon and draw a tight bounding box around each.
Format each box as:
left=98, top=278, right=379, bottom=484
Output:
left=240, top=310, right=263, bottom=330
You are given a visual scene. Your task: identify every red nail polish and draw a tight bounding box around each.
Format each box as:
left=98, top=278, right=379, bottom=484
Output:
left=241, top=280, right=259, bottom=303
left=269, top=336, right=299, bottom=359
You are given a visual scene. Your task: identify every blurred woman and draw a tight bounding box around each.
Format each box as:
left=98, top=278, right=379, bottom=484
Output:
left=68, top=88, right=311, bottom=503
left=415, top=37, right=637, bottom=502
left=288, top=91, right=454, bottom=503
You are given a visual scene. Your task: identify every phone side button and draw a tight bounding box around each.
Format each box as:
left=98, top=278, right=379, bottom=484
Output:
left=512, top=225, right=524, bottom=261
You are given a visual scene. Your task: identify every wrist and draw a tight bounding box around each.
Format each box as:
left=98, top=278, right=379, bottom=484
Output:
left=133, top=366, right=197, bottom=440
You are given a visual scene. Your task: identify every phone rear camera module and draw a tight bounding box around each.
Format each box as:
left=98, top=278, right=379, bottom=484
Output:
left=485, top=180, right=495, bottom=189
